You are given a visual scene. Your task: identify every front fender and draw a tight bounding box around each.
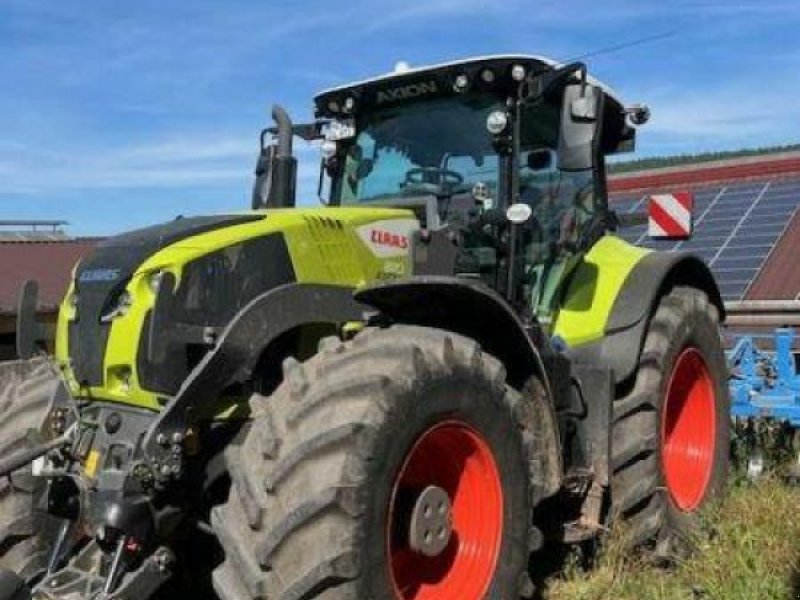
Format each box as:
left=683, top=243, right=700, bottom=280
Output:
left=355, top=276, right=550, bottom=390
left=143, top=283, right=365, bottom=471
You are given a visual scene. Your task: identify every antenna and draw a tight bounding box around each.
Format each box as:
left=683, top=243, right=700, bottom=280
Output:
left=566, top=30, right=679, bottom=63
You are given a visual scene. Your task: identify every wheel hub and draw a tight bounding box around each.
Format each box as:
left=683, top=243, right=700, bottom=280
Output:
left=387, top=421, right=504, bottom=600
left=408, top=486, right=453, bottom=557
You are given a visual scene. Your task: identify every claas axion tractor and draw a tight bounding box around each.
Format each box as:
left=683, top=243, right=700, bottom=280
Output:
left=0, top=56, right=729, bottom=600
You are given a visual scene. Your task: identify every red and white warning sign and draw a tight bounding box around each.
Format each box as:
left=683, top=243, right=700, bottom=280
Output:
left=648, top=192, right=694, bottom=239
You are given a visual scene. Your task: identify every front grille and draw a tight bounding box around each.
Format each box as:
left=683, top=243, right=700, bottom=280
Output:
left=138, top=233, right=296, bottom=395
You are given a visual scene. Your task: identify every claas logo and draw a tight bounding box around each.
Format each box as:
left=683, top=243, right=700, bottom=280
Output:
left=370, top=229, right=409, bottom=249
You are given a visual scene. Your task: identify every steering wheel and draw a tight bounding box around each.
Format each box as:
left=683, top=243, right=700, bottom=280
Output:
left=404, top=167, right=464, bottom=189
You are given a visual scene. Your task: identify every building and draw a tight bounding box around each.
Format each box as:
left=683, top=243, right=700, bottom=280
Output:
left=610, top=150, right=800, bottom=345
left=0, top=221, right=100, bottom=359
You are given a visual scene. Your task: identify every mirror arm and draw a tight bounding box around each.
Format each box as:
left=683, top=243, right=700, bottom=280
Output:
left=519, top=61, right=588, bottom=104
left=265, top=120, right=328, bottom=142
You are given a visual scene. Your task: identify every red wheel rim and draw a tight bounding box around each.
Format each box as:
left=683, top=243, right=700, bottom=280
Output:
left=387, top=421, right=504, bottom=600
left=661, top=347, right=716, bottom=512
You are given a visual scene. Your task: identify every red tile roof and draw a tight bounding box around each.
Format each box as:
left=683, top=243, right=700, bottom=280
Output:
left=745, top=210, right=800, bottom=301
left=0, top=239, right=101, bottom=314
left=609, top=152, right=800, bottom=193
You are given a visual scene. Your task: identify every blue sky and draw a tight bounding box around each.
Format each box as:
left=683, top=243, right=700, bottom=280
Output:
left=1, top=0, right=799, bottom=235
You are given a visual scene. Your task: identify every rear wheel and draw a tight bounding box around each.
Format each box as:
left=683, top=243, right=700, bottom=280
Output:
left=611, top=287, right=729, bottom=552
left=212, top=325, right=542, bottom=599
left=0, top=359, right=59, bottom=580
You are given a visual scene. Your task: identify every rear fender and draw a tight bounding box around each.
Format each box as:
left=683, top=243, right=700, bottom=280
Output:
left=570, top=251, right=725, bottom=385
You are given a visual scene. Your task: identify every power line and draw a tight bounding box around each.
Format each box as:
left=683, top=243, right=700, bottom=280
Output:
left=567, top=30, right=680, bottom=63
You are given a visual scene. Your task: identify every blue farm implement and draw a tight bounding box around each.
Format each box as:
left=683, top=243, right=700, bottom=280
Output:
left=728, top=328, right=800, bottom=478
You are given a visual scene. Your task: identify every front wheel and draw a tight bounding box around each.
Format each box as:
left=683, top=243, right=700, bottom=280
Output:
left=611, top=286, right=730, bottom=552
left=0, top=359, right=59, bottom=580
left=211, top=326, right=543, bottom=600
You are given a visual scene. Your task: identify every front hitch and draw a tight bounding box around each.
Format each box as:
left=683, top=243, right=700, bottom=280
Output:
left=1, top=383, right=175, bottom=599
left=31, top=542, right=174, bottom=600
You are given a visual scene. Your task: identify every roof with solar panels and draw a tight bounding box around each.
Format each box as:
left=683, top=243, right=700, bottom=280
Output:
left=610, top=149, right=800, bottom=303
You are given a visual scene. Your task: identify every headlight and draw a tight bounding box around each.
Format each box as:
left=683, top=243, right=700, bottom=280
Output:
left=148, top=271, right=164, bottom=295
left=100, top=291, right=132, bottom=323
left=511, top=64, right=526, bottom=82
left=486, top=111, right=509, bottom=135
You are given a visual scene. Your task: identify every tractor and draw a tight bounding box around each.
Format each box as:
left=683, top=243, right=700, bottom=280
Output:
left=0, top=55, right=729, bottom=600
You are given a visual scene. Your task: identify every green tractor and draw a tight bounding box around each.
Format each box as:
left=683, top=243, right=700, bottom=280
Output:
left=0, top=55, right=729, bottom=600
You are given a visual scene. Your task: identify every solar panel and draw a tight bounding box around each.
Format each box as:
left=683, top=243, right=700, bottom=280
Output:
left=613, top=177, right=800, bottom=301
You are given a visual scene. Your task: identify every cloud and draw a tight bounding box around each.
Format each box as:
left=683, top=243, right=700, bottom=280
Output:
left=627, top=81, right=800, bottom=156
left=0, top=136, right=248, bottom=193
left=360, top=0, right=499, bottom=33
left=0, top=130, right=324, bottom=196
left=678, top=1, right=800, bottom=17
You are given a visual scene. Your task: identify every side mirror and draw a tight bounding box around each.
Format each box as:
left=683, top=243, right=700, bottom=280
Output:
left=570, top=95, right=598, bottom=121
left=557, top=84, right=603, bottom=172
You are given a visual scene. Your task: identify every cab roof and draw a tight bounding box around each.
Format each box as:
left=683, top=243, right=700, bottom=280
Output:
left=313, top=54, right=625, bottom=118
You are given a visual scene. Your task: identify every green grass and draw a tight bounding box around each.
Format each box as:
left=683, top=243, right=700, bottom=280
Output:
left=544, top=479, right=800, bottom=600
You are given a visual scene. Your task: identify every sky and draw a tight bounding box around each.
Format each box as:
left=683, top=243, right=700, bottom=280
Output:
left=1, top=0, right=799, bottom=236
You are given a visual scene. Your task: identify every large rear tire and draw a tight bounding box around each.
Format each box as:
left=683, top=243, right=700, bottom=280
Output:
left=611, top=286, right=729, bottom=552
left=212, top=326, right=543, bottom=600
left=0, top=359, right=59, bottom=580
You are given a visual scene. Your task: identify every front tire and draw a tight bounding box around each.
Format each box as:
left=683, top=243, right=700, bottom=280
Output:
left=0, top=358, right=59, bottom=580
left=212, top=326, right=542, bottom=600
left=611, top=286, right=729, bottom=552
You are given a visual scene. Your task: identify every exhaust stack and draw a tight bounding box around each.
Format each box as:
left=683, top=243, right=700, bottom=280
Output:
left=252, top=104, right=298, bottom=209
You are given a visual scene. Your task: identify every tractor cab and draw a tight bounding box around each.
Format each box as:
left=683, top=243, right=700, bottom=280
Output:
left=311, top=55, right=645, bottom=323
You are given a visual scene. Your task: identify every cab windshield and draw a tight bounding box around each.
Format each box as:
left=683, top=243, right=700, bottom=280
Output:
left=330, top=90, right=600, bottom=326
left=334, top=94, right=502, bottom=204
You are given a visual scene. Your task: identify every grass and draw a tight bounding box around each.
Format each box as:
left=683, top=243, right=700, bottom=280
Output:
left=543, top=479, right=800, bottom=600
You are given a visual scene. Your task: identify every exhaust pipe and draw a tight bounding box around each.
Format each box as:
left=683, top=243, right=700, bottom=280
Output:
left=272, top=105, right=293, bottom=160
left=252, top=104, right=297, bottom=209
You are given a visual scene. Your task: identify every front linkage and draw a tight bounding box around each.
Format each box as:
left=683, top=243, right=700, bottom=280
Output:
left=1, top=283, right=367, bottom=600
left=1, top=384, right=178, bottom=599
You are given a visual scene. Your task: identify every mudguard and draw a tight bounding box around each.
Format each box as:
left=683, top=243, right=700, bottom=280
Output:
left=569, top=251, right=725, bottom=384
left=143, top=283, right=365, bottom=471
left=356, top=276, right=550, bottom=390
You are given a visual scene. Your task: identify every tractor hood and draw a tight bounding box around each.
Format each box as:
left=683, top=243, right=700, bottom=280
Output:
left=55, top=206, right=418, bottom=410
left=69, top=215, right=263, bottom=387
